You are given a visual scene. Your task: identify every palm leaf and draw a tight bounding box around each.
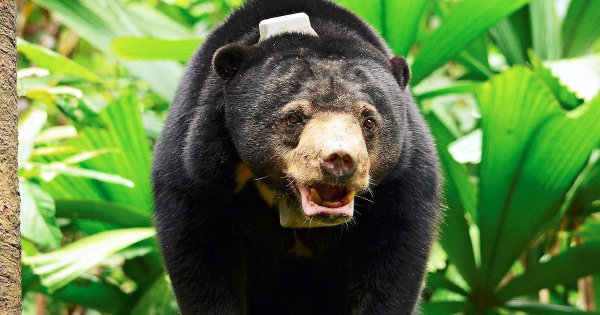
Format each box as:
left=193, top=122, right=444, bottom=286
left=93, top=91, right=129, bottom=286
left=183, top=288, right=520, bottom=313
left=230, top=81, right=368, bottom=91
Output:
left=496, top=241, right=600, bottom=301
left=476, top=67, right=600, bottom=289
left=32, top=0, right=188, bottom=101
left=427, top=110, right=478, bottom=288
left=411, top=0, right=531, bottom=84
left=502, top=300, right=591, bottom=314
left=562, top=0, right=600, bottom=58
left=24, top=228, right=155, bottom=292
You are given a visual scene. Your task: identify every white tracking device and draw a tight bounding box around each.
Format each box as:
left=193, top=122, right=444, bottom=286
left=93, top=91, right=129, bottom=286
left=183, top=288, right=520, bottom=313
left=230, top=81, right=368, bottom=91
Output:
left=259, top=13, right=318, bottom=42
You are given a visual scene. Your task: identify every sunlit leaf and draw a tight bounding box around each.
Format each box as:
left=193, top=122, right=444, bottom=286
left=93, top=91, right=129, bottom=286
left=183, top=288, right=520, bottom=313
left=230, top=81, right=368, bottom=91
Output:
left=31, top=147, right=78, bottom=158
left=24, top=228, right=155, bottom=292
left=40, top=90, right=153, bottom=212
left=111, top=37, right=201, bottom=62
left=19, top=179, right=62, bottom=249
left=448, top=129, right=481, bottom=165
left=334, top=0, right=383, bottom=34
left=18, top=108, right=47, bottom=167
left=142, top=111, right=165, bottom=140
left=17, top=38, right=100, bottom=82
left=529, top=52, right=583, bottom=110
left=62, top=149, right=116, bottom=165
left=32, top=0, right=187, bottom=101
left=32, top=163, right=135, bottom=188
left=477, top=67, right=600, bottom=289
left=24, top=86, right=104, bottom=127
left=529, top=0, right=562, bottom=60
left=34, top=126, right=78, bottom=144
left=545, top=54, right=600, bottom=102
left=562, top=0, right=600, bottom=58
left=490, top=18, right=528, bottom=65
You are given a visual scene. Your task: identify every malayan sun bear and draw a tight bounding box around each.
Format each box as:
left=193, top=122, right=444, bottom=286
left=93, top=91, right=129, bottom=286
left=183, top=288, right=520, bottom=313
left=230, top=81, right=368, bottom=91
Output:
left=152, top=0, right=441, bottom=314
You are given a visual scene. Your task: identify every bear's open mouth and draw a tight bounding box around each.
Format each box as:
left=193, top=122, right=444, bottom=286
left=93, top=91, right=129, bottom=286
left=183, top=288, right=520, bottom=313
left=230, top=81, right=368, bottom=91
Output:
left=296, top=184, right=355, bottom=218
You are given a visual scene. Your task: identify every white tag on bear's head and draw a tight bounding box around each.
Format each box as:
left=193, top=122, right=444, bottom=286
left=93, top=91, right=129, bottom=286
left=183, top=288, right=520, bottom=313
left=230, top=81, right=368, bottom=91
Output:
left=259, top=13, right=318, bottom=42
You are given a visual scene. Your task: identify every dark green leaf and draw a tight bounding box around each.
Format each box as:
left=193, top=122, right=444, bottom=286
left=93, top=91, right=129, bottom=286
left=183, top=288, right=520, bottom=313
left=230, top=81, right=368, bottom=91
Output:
left=502, top=300, right=591, bottom=314
left=427, top=272, right=469, bottom=296
left=411, top=0, right=531, bottom=84
left=55, top=199, right=151, bottom=227
left=46, top=279, right=129, bottom=313
left=421, top=301, right=472, bottom=315
left=456, top=37, right=493, bottom=80
left=427, top=110, right=478, bottom=288
left=129, top=274, right=178, bottom=315
left=497, top=241, right=600, bottom=301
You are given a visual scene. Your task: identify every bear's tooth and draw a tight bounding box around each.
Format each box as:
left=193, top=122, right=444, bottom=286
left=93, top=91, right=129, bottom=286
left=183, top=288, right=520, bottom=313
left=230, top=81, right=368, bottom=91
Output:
left=310, top=188, right=323, bottom=205
left=346, top=190, right=356, bottom=200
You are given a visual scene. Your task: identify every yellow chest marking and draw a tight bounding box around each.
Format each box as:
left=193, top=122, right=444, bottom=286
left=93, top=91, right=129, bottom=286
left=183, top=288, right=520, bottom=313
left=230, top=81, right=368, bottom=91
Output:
left=235, top=163, right=276, bottom=208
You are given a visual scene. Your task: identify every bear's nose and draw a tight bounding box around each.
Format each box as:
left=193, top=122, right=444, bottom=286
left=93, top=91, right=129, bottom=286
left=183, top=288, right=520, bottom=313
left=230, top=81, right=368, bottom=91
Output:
left=320, top=151, right=357, bottom=179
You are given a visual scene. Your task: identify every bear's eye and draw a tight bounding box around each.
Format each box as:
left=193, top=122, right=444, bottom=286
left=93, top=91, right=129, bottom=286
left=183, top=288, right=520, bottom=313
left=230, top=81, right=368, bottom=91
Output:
left=287, top=113, right=303, bottom=125
left=363, top=117, right=376, bottom=130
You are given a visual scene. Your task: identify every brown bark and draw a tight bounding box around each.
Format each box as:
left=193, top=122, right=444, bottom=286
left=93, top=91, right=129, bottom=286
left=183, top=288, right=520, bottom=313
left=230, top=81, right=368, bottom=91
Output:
left=0, top=0, right=21, bottom=314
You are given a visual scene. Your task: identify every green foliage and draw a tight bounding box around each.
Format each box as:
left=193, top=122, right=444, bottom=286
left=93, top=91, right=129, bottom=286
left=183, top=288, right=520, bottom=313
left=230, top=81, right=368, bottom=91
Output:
left=17, top=38, right=101, bottom=82
left=18, top=0, right=600, bottom=314
left=411, top=0, right=531, bottom=84
left=562, top=0, right=600, bottom=58
left=111, top=37, right=202, bottom=61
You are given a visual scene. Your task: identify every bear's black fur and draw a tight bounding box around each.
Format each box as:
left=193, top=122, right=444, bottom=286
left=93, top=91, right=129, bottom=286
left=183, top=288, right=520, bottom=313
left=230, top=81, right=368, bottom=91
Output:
left=152, top=0, right=441, bottom=314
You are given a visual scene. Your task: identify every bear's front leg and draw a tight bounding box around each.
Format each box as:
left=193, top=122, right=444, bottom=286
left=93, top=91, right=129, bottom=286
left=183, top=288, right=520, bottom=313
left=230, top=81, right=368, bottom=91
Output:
left=345, top=176, right=440, bottom=315
left=154, top=185, right=247, bottom=315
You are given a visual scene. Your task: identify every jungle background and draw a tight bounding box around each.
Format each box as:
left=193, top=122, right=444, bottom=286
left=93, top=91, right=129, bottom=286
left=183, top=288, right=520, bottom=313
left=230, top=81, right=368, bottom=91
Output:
left=15, top=0, right=600, bottom=314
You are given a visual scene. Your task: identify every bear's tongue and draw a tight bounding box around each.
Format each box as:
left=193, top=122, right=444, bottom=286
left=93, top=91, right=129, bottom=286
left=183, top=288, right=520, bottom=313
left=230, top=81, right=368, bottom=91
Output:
left=297, top=184, right=355, bottom=217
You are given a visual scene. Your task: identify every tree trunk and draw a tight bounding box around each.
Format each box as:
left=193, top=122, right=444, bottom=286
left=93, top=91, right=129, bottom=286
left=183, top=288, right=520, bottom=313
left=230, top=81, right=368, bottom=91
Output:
left=0, top=0, right=21, bottom=314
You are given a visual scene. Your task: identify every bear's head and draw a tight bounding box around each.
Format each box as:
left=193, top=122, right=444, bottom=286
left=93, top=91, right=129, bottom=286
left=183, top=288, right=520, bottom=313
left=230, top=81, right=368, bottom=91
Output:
left=209, top=34, right=411, bottom=228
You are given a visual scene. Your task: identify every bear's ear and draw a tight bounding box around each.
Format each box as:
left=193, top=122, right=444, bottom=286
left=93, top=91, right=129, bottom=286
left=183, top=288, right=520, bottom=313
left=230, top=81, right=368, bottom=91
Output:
left=389, top=56, right=411, bottom=90
left=212, top=44, right=263, bottom=82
